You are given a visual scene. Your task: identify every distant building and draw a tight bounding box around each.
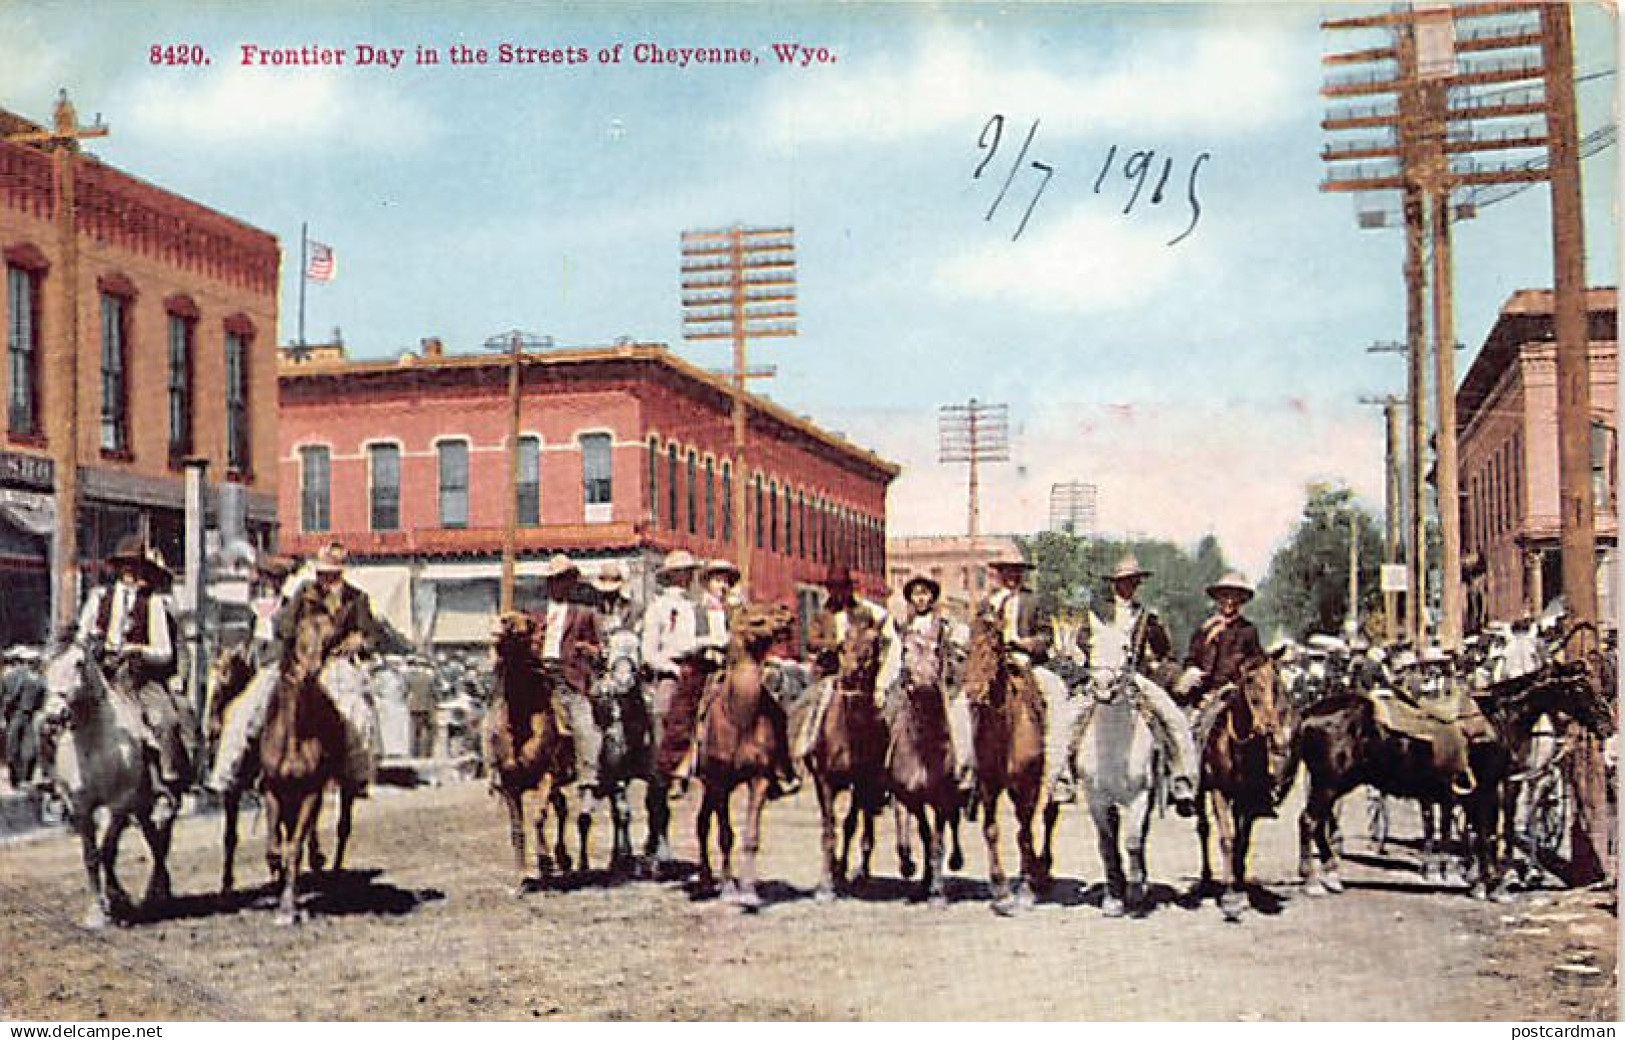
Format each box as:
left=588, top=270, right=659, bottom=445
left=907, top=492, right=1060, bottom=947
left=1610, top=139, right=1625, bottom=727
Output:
left=1457, top=287, right=1617, bottom=629
left=886, top=534, right=1022, bottom=621
left=277, top=339, right=896, bottom=647
left=0, top=101, right=279, bottom=644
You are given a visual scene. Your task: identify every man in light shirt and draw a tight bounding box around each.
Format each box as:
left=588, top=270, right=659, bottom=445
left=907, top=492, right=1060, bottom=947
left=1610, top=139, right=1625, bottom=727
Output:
left=75, top=535, right=194, bottom=799
left=643, top=550, right=699, bottom=781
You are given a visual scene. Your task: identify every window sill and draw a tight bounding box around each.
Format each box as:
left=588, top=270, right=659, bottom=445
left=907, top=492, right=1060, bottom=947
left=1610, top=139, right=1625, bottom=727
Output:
left=100, top=449, right=135, bottom=464
left=7, top=432, right=46, bottom=448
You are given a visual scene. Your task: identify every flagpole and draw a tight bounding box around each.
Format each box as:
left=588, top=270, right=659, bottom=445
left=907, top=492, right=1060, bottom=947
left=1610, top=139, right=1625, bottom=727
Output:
left=298, top=221, right=308, bottom=347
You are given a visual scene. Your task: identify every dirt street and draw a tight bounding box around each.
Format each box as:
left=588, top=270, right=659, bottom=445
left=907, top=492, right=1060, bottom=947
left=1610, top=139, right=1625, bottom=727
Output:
left=0, top=779, right=1616, bottom=1021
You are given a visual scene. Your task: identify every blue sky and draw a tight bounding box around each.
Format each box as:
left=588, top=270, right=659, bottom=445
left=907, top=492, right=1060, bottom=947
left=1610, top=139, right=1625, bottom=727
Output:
left=3, top=1, right=1617, bottom=576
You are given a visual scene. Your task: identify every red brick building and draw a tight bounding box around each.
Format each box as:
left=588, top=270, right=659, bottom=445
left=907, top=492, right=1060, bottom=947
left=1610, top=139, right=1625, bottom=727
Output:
left=0, top=101, right=279, bottom=644
left=1458, top=287, right=1617, bottom=629
left=277, top=339, right=896, bottom=646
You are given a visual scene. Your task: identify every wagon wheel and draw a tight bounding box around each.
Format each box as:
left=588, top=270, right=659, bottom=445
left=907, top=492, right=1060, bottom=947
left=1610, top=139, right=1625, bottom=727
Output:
left=1365, top=788, right=1389, bottom=854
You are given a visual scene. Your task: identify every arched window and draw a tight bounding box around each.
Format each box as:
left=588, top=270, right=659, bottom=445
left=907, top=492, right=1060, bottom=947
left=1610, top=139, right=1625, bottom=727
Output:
left=687, top=450, right=698, bottom=535
left=704, top=457, right=715, bottom=539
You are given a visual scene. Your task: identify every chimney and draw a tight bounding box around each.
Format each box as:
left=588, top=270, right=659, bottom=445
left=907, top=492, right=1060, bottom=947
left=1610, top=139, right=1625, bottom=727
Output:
left=421, top=337, right=444, bottom=359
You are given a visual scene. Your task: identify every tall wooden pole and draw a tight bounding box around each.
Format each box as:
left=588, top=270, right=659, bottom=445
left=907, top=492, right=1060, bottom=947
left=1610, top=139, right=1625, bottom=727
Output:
left=729, top=228, right=751, bottom=590
left=1384, top=395, right=1403, bottom=643
left=1430, top=185, right=1462, bottom=651
left=1541, top=1, right=1607, bottom=885
left=1395, top=24, right=1428, bottom=648
left=500, top=331, right=521, bottom=613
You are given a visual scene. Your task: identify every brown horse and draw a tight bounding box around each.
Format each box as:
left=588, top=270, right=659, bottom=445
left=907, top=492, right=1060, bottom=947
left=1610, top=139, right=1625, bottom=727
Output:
left=962, top=608, right=1047, bottom=915
left=693, top=602, right=797, bottom=910
left=886, top=621, right=965, bottom=906
left=1193, top=657, right=1297, bottom=921
left=482, top=612, right=574, bottom=892
left=206, top=643, right=354, bottom=896
left=805, top=610, right=889, bottom=901
left=258, top=599, right=351, bottom=925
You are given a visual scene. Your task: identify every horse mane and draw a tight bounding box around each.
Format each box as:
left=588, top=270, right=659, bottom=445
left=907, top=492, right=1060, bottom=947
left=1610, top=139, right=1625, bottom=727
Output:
left=962, top=610, right=1005, bottom=704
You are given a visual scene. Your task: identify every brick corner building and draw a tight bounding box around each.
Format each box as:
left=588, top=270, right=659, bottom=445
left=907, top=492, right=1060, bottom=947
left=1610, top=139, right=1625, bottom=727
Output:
left=277, top=338, right=897, bottom=648
left=0, top=100, right=279, bottom=644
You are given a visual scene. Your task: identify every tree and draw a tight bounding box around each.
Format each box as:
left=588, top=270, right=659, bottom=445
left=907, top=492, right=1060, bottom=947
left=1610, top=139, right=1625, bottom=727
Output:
left=1255, top=483, right=1386, bottom=643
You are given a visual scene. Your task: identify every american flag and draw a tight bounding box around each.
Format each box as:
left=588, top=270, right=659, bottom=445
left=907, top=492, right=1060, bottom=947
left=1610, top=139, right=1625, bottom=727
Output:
left=305, top=240, right=336, bottom=282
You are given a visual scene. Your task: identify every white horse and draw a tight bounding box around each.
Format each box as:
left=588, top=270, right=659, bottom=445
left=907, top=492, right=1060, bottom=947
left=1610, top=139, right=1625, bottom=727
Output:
left=1061, top=618, right=1165, bottom=917
left=40, top=644, right=183, bottom=929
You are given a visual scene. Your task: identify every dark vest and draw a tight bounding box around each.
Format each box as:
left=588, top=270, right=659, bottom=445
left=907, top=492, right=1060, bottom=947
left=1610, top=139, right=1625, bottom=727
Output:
left=94, top=585, right=178, bottom=682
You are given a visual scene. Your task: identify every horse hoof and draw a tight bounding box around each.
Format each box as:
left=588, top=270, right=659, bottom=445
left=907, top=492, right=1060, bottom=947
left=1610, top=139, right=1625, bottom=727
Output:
left=736, top=888, right=763, bottom=912
left=814, top=885, right=836, bottom=905
left=1016, top=885, right=1037, bottom=911
left=899, top=855, right=917, bottom=880
left=1302, top=878, right=1329, bottom=898
left=82, top=907, right=109, bottom=931
left=1219, top=892, right=1246, bottom=921
left=1125, top=885, right=1145, bottom=912
left=1468, top=882, right=1487, bottom=901
left=1101, top=895, right=1126, bottom=919
left=948, top=850, right=964, bottom=872
left=991, top=896, right=1017, bottom=918
left=1491, top=886, right=1518, bottom=905
left=719, top=879, right=741, bottom=903
left=1321, top=872, right=1345, bottom=895
left=928, top=893, right=949, bottom=909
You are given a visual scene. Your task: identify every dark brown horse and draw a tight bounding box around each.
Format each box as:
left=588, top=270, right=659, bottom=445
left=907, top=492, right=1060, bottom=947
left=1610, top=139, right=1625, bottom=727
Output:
left=886, top=621, right=965, bottom=906
left=482, top=612, right=574, bottom=892
left=962, top=608, right=1046, bottom=915
left=207, top=643, right=354, bottom=896
left=804, top=610, right=889, bottom=901
left=1193, top=657, right=1297, bottom=921
left=693, top=602, right=797, bottom=910
left=258, top=599, right=351, bottom=925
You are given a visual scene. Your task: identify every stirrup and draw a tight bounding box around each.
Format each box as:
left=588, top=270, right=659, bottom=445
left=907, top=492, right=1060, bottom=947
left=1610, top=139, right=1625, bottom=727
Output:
left=1451, top=769, right=1477, bottom=798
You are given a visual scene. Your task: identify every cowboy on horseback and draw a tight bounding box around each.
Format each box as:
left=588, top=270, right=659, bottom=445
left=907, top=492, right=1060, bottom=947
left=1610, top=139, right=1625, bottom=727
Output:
left=795, top=565, right=887, bottom=752
left=591, top=563, right=640, bottom=637
left=1052, top=555, right=1199, bottom=814
left=529, top=554, right=606, bottom=794
left=1175, top=572, right=1285, bottom=765
left=880, top=575, right=975, bottom=795
left=679, top=558, right=800, bottom=796
left=74, top=534, right=196, bottom=803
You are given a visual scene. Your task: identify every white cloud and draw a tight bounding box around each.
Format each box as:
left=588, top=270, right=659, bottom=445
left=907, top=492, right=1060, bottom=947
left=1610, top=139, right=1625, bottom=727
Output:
left=121, top=65, right=435, bottom=153
left=755, top=21, right=1304, bottom=149
left=842, top=396, right=1384, bottom=580
left=934, top=203, right=1195, bottom=313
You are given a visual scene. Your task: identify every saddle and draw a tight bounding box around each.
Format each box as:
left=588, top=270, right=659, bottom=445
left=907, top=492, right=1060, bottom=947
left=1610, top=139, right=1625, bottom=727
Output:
left=1366, top=687, right=1487, bottom=795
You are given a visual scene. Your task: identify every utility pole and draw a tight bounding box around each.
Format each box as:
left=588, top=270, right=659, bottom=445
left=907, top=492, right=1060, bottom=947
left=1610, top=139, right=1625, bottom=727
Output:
left=681, top=226, right=797, bottom=593
left=1361, top=392, right=1405, bottom=642
left=483, top=329, right=550, bottom=614
left=939, top=400, right=1010, bottom=541
left=1322, top=1, right=1554, bottom=649
left=4, top=91, right=108, bottom=638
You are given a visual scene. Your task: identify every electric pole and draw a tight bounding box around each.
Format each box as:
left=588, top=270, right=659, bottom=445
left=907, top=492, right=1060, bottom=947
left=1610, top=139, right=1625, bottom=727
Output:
left=681, top=226, right=797, bottom=593
left=1361, top=392, right=1405, bottom=642
left=483, top=329, right=550, bottom=613
left=939, top=400, right=1010, bottom=541
left=4, top=91, right=108, bottom=638
left=1049, top=481, right=1098, bottom=536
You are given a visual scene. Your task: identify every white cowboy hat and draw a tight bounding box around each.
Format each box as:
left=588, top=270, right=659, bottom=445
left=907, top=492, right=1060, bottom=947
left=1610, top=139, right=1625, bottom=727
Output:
left=657, top=549, right=700, bottom=576
left=1205, top=572, right=1254, bottom=601
left=541, top=553, right=580, bottom=580
left=704, top=557, right=741, bottom=580
left=315, top=541, right=348, bottom=573
left=591, top=563, right=627, bottom=593
left=1108, top=554, right=1151, bottom=582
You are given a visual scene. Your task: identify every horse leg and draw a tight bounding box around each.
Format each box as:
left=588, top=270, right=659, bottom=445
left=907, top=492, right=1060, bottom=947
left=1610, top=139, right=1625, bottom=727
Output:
left=137, top=808, right=175, bottom=910
left=611, top=786, right=634, bottom=873
left=221, top=789, right=241, bottom=896
left=333, top=787, right=355, bottom=873
left=99, top=812, right=134, bottom=920
left=1211, top=789, right=1238, bottom=912
left=947, top=805, right=965, bottom=873
left=552, top=788, right=572, bottom=874
left=643, top=776, right=672, bottom=873
left=839, top=790, right=861, bottom=888
left=576, top=795, right=593, bottom=875
left=532, top=778, right=556, bottom=880
left=1094, top=801, right=1127, bottom=918
left=717, top=785, right=738, bottom=902
left=895, top=799, right=917, bottom=880
left=982, top=788, right=1013, bottom=915
left=502, top=788, right=529, bottom=893
left=1217, top=799, right=1250, bottom=922
left=736, top=777, right=767, bottom=911
left=1300, top=785, right=1341, bottom=896
left=1012, top=782, right=1041, bottom=910
left=1124, top=789, right=1154, bottom=914
left=1036, top=799, right=1060, bottom=890
left=857, top=788, right=878, bottom=886
left=263, top=788, right=285, bottom=892
left=926, top=805, right=949, bottom=907
left=276, top=792, right=319, bottom=925
left=815, top=776, right=839, bottom=902
left=76, top=816, right=111, bottom=931
left=1196, top=793, right=1214, bottom=893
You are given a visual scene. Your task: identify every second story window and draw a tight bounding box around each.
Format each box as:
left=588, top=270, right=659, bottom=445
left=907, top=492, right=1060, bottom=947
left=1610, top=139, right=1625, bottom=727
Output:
left=666, top=444, right=679, bottom=531
left=99, top=292, right=130, bottom=454
left=721, top=461, right=733, bottom=542
left=225, top=326, right=252, bottom=476
left=517, top=435, right=540, bottom=526
left=6, top=265, right=41, bottom=439
left=646, top=435, right=659, bottom=526
left=299, top=445, right=331, bottom=533
left=582, top=432, right=613, bottom=521
left=704, top=457, right=715, bottom=539
left=369, top=443, right=400, bottom=531
left=166, top=313, right=194, bottom=464
left=439, top=440, right=469, bottom=528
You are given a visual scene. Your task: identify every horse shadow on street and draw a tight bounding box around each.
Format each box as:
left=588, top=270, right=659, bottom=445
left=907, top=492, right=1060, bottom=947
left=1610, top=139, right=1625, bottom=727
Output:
left=1171, top=877, right=1290, bottom=916
left=135, top=868, right=445, bottom=925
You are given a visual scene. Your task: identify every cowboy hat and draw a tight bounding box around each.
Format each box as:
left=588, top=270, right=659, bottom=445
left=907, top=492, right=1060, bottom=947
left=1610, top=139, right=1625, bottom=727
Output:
left=591, top=563, right=627, bottom=593
left=987, top=548, right=1030, bottom=571
left=1205, top=571, right=1254, bottom=601
left=541, top=553, right=580, bottom=580
left=704, top=558, right=741, bottom=580
left=821, top=564, right=855, bottom=587
left=110, top=535, right=171, bottom=583
left=657, top=549, right=700, bottom=576
left=901, top=574, right=941, bottom=601
left=1107, top=554, right=1151, bottom=582
left=315, top=541, right=348, bottom=573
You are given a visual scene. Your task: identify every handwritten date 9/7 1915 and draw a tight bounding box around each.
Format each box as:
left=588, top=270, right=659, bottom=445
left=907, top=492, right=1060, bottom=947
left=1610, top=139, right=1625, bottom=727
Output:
left=973, top=114, right=1209, bottom=246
